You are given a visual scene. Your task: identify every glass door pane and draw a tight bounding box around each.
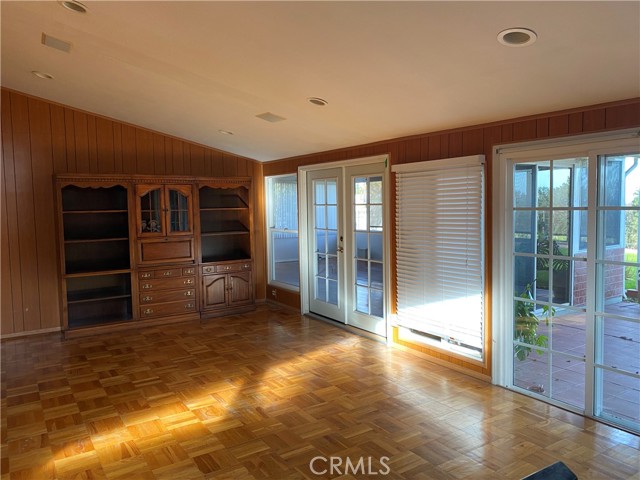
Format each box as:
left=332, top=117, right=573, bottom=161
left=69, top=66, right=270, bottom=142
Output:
left=169, top=189, right=190, bottom=233
left=353, top=175, right=384, bottom=318
left=345, top=163, right=386, bottom=336
left=512, top=157, right=589, bottom=410
left=313, top=179, right=338, bottom=305
left=307, top=169, right=344, bottom=322
left=139, top=187, right=163, bottom=235
left=594, top=154, right=640, bottom=431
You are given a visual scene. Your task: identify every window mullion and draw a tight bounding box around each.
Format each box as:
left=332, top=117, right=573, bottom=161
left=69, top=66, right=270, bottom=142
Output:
left=584, top=152, right=598, bottom=417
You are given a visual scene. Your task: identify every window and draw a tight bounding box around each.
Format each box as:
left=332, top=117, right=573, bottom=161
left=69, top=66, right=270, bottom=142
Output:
left=266, top=175, right=299, bottom=289
left=393, top=155, right=485, bottom=361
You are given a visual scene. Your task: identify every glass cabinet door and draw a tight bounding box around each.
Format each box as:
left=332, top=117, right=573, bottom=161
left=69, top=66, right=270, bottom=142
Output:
left=167, top=186, right=193, bottom=234
left=137, top=185, right=164, bottom=235
left=136, top=184, right=193, bottom=237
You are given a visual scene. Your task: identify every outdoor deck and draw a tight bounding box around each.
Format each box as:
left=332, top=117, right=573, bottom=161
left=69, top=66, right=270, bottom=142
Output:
left=514, top=299, right=640, bottom=427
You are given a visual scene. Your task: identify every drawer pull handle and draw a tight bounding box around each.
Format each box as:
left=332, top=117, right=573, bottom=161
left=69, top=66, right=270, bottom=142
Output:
left=141, top=273, right=151, bottom=278
left=243, top=264, right=250, bottom=269
left=204, top=267, right=213, bottom=273
left=143, top=296, right=153, bottom=302
left=142, top=284, right=152, bottom=289
left=163, top=271, right=173, bottom=276
left=185, top=269, right=194, bottom=274
left=186, top=303, right=193, bottom=308
left=184, top=279, right=194, bottom=285
left=144, top=308, right=153, bottom=314
left=185, top=291, right=193, bottom=296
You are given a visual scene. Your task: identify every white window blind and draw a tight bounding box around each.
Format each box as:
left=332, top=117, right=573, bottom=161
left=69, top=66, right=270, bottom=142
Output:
left=393, top=155, right=485, bottom=359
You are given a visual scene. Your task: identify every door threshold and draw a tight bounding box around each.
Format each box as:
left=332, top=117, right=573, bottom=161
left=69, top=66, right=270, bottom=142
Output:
left=304, top=312, right=386, bottom=344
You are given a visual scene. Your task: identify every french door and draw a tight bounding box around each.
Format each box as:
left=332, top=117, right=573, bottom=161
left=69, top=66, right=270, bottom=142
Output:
left=304, top=161, right=387, bottom=336
left=496, top=135, right=640, bottom=434
left=307, top=168, right=344, bottom=322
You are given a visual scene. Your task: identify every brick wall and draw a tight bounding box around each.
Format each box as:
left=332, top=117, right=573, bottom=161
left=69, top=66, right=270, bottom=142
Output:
left=572, top=247, right=625, bottom=305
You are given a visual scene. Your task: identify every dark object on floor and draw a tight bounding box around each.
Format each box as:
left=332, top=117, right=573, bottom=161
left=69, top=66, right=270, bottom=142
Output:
left=521, top=461, right=578, bottom=480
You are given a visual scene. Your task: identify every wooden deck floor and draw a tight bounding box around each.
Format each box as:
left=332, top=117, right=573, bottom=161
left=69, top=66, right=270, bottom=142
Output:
left=2, top=305, right=639, bottom=479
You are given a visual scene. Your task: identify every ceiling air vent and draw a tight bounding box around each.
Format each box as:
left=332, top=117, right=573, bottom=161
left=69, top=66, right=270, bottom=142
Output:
left=256, top=112, right=286, bottom=123
left=41, top=33, right=72, bottom=53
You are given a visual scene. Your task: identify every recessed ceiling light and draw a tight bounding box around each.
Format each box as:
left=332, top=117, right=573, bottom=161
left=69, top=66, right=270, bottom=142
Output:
left=218, top=129, right=234, bottom=136
left=497, top=28, right=538, bottom=47
left=308, top=97, right=328, bottom=106
left=59, top=0, right=87, bottom=14
left=32, top=71, right=54, bottom=80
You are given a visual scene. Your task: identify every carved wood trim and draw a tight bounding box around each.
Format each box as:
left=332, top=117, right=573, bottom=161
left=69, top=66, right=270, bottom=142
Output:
left=55, top=173, right=252, bottom=188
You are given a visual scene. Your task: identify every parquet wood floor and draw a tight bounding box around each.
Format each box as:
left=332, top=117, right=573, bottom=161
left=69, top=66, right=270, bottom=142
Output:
left=1, top=305, right=639, bottom=479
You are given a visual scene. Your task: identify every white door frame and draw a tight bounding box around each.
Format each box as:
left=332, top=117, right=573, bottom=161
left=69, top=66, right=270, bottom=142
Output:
left=298, top=154, right=391, bottom=339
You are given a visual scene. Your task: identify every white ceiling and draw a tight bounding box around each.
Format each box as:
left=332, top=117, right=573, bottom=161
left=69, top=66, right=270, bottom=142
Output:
left=2, top=1, right=639, bottom=162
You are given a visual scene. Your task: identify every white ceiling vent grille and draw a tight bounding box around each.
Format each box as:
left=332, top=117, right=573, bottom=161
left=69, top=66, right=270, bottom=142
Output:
left=256, top=112, right=286, bottom=123
left=41, top=33, right=72, bottom=53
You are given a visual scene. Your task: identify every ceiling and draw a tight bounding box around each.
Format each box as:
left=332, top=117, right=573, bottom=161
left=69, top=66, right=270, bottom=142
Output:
left=2, top=1, right=639, bottom=162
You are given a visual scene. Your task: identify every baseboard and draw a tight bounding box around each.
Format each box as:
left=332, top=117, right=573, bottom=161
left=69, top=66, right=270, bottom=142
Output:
left=391, top=341, right=492, bottom=383
left=265, top=299, right=301, bottom=314
left=1, top=326, right=62, bottom=340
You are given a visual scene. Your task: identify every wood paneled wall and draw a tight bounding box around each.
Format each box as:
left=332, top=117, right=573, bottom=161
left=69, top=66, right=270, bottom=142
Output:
left=263, top=97, right=640, bottom=378
left=1, top=88, right=265, bottom=336
left=2, top=85, right=638, bottom=377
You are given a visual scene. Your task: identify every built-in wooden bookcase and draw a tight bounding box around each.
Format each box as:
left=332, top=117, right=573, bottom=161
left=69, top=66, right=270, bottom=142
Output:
left=55, top=175, right=255, bottom=335
left=57, top=182, right=134, bottom=329
left=198, top=179, right=254, bottom=317
left=198, top=182, right=252, bottom=263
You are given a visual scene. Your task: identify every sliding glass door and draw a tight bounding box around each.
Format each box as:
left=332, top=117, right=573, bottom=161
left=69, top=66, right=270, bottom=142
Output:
left=594, top=154, right=640, bottom=429
left=512, top=157, right=589, bottom=409
left=505, top=143, right=639, bottom=433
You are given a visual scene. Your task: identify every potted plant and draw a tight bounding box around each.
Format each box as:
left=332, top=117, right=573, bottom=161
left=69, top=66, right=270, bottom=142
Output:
left=514, top=284, right=552, bottom=361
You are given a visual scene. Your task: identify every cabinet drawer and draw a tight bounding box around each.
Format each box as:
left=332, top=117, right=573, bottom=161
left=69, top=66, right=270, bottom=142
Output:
left=140, top=300, right=197, bottom=318
left=139, top=268, right=182, bottom=279
left=201, top=265, right=216, bottom=275
left=139, top=276, right=196, bottom=291
left=218, top=262, right=252, bottom=273
left=153, top=267, right=183, bottom=278
left=202, top=262, right=252, bottom=275
left=140, top=289, right=195, bottom=304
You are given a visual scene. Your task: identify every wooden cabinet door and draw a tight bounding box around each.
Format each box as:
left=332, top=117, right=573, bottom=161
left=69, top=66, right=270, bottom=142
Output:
left=167, top=185, right=193, bottom=236
left=136, top=184, right=193, bottom=237
left=202, top=274, right=227, bottom=309
left=136, top=184, right=165, bottom=237
left=229, top=271, right=253, bottom=306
